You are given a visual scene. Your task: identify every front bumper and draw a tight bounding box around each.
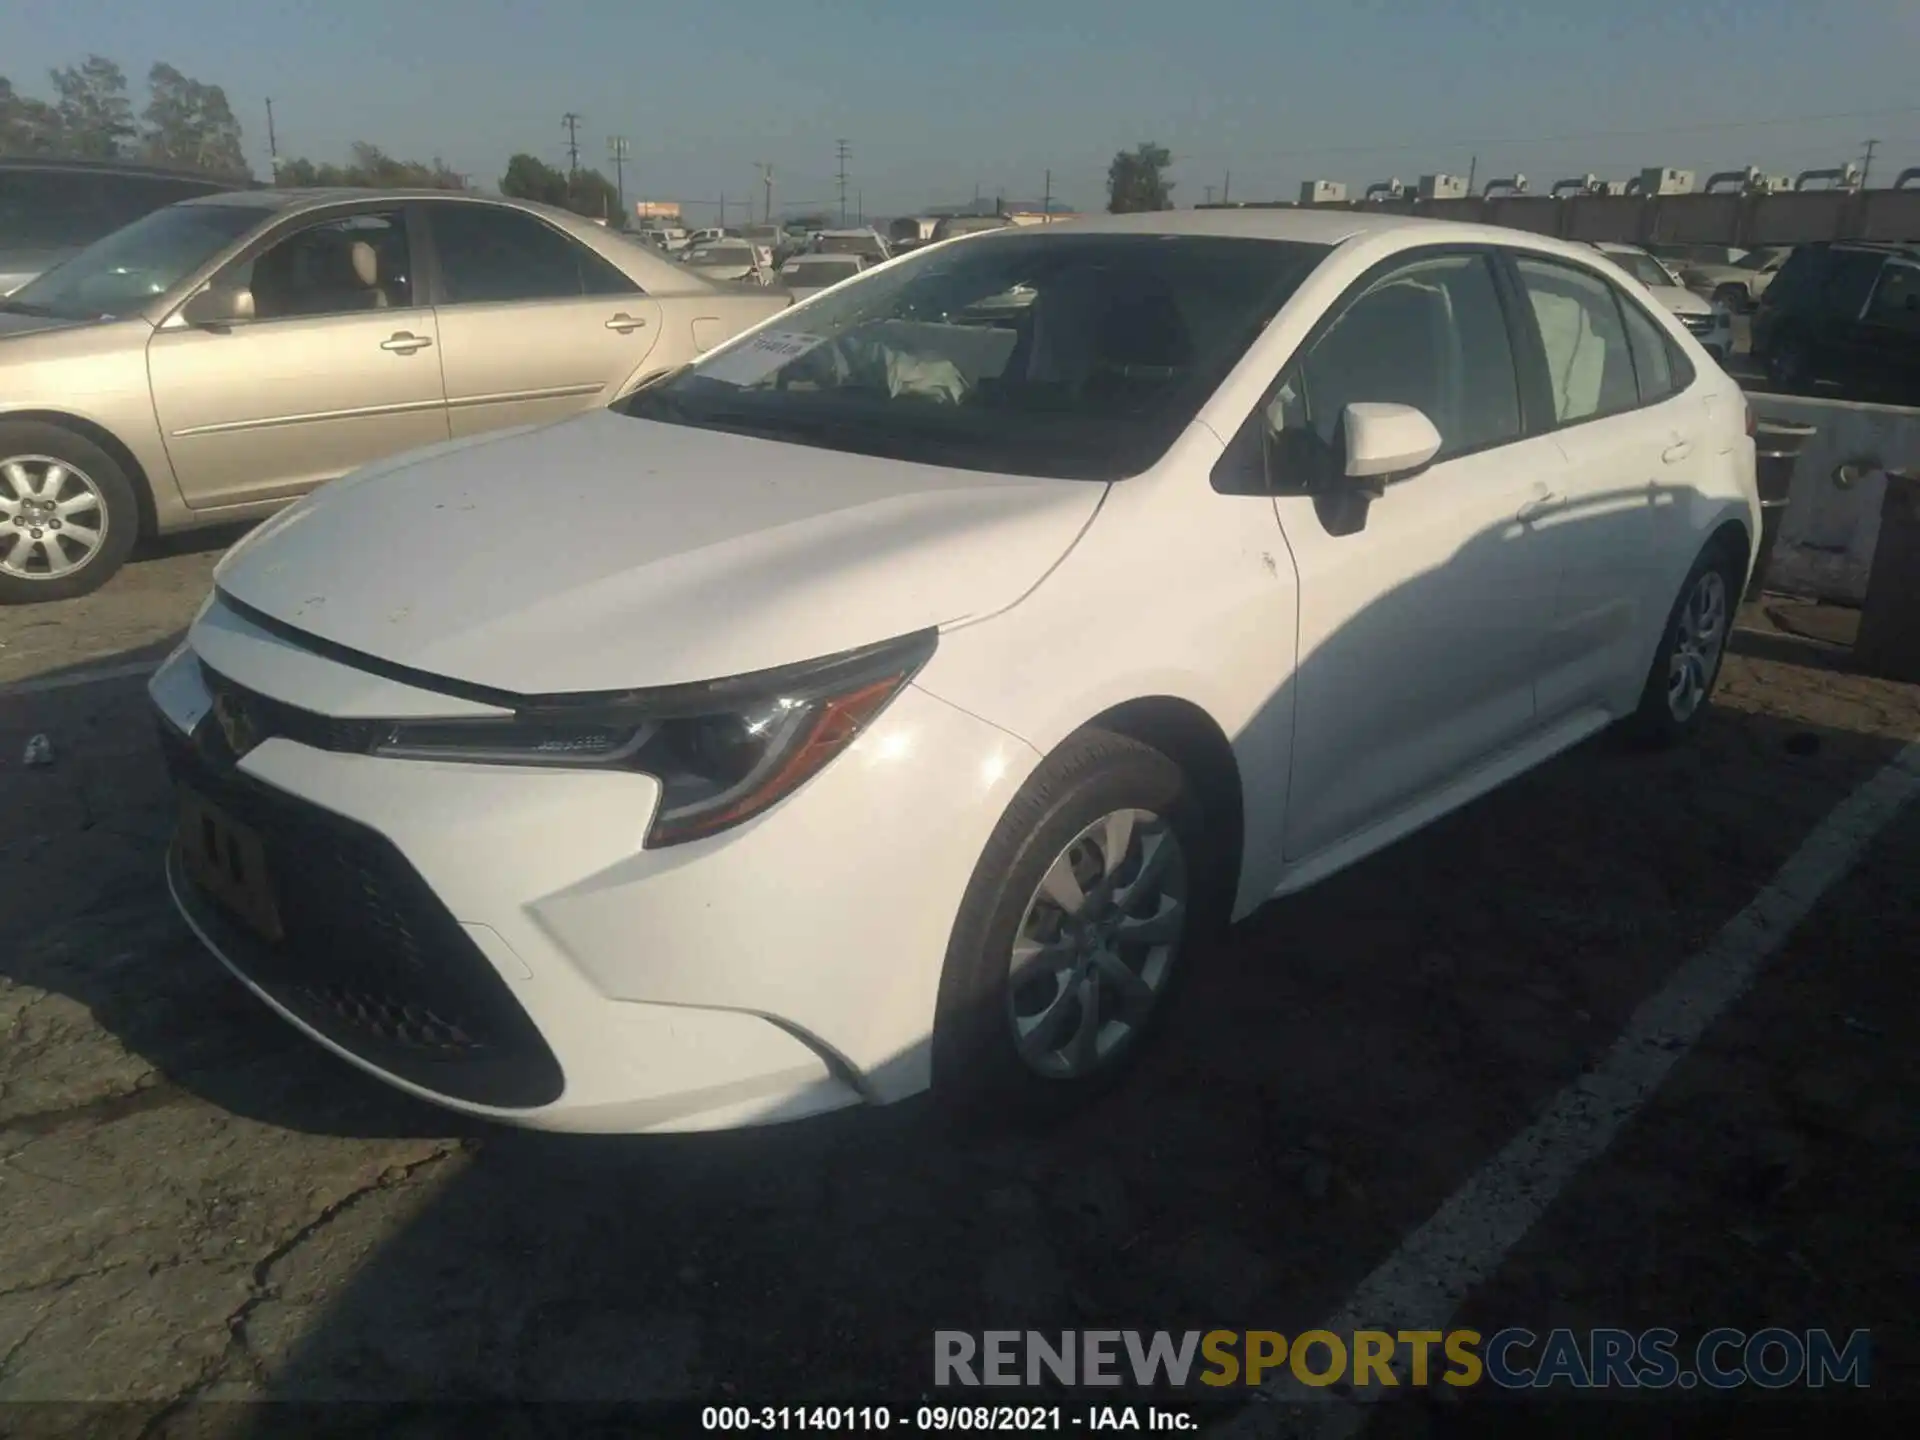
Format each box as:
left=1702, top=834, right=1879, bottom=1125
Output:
left=150, top=601, right=1042, bottom=1133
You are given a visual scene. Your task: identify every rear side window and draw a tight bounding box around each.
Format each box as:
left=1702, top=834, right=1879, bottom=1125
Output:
left=1866, top=262, right=1920, bottom=331
left=1616, top=293, right=1678, bottom=403
left=1818, top=251, right=1890, bottom=317
left=429, top=204, right=638, bottom=303
left=1512, top=257, right=1639, bottom=424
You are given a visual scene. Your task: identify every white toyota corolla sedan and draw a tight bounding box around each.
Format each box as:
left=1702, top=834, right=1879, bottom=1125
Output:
left=151, top=209, right=1760, bottom=1133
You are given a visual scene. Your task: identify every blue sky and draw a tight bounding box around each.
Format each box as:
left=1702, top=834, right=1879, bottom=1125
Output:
left=5, top=0, right=1916, bottom=223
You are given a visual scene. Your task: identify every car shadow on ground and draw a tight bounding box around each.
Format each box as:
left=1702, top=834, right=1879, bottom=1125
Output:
left=4, top=495, right=1913, bottom=1430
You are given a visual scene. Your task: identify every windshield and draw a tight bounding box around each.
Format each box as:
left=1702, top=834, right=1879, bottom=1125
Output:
left=1613, top=252, right=1676, bottom=289
left=816, top=234, right=885, bottom=257
left=619, top=232, right=1329, bottom=481
left=1735, top=248, right=1784, bottom=271
left=6, top=201, right=262, bottom=320
left=784, top=258, right=862, bottom=283
left=690, top=245, right=755, bottom=266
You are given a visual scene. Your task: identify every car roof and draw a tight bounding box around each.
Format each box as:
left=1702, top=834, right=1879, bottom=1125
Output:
left=177, top=188, right=589, bottom=222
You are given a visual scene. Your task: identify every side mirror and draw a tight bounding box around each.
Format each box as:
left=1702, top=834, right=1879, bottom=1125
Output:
left=1341, top=402, right=1442, bottom=489
left=180, top=284, right=254, bottom=328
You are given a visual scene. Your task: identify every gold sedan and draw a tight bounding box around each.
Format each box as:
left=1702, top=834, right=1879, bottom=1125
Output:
left=0, top=189, right=793, bottom=602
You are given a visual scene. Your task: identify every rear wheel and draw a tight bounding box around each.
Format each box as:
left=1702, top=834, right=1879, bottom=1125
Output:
left=1766, top=338, right=1811, bottom=394
left=0, top=421, right=140, bottom=604
left=932, top=730, right=1210, bottom=1119
left=1622, top=540, right=1743, bottom=747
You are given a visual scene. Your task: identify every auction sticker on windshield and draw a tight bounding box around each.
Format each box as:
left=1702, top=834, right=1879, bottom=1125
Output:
left=700, top=330, right=830, bottom=387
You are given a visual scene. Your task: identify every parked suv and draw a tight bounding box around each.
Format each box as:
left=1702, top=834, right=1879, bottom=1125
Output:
left=1678, top=245, right=1793, bottom=314
left=0, top=158, right=239, bottom=296
left=1751, top=242, right=1920, bottom=405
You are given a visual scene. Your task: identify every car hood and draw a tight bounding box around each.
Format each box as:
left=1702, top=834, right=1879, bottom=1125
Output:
left=214, top=408, right=1106, bottom=695
left=1644, top=284, right=1713, bottom=317
left=1681, top=264, right=1747, bottom=286
left=0, top=309, right=93, bottom=339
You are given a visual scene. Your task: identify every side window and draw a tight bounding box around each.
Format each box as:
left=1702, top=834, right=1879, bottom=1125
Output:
left=1512, top=257, right=1640, bottom=425
left=1284, top=253, right=1522, bottom=467
left=429, top=205, right=638, bottom=304
left=1864, top=262, right=1920, bottom=331
left=1819, top=252, right=1887, bottom=317
left=1615, top=291, right=1677, bottom=404
left=227, top=211, right=413, bottom=320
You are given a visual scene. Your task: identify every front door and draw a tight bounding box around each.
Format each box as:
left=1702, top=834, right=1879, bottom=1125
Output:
left=422, top=202, right=662, bottom=438
left=148, top=207, right=449, bottom=508
left=1847, top=258, right=1920, bottom=405
left=1267, top=251, right=1559, bottom=862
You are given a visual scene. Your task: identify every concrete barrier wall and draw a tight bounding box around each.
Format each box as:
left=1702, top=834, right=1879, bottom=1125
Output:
left=1749, top=395, right=1920, bottom=604
left=1199, top=188, right=1920, bottom=247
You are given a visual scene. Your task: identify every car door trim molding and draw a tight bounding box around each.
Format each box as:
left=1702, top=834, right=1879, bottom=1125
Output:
left=446, top=381, right=607, bottom=411
left=170, top=395, right=447, bottom=438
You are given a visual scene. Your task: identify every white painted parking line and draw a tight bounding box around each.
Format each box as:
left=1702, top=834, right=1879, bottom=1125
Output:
left=0, top=659, right=161, bottom=699
left=1224, top=738, right=1920, bottom=1440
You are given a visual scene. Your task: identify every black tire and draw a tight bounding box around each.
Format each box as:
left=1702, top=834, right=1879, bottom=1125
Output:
left=931, top=728, right=1216, bottom=1121
left=1621, top=538, right=1745, bottom=748
left=0, top=420, right=140, bottom=604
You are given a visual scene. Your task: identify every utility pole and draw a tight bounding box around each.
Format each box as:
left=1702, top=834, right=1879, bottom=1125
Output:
left=835, top=139, right=851, bottom=226
left=1467, top=154, right=1478, bottom=196
left=719, top=195, right=727, bottom=227
left=562, top=113, right=583, bottom=177
left=1042, top=169, right=1052, bottom=222
left=1861, top=138, right=1880, bottom=188
left=264, top=98, right=280, bottom=182
left=757, top=162, right=774, bottom=224
left=857, top=189, right=863, bottom=224
left=608, top=136, right=630, bottom=223
left=1223, top=170, right=1231, bottom=204
left=1203, top=184, right=1216, bottom=206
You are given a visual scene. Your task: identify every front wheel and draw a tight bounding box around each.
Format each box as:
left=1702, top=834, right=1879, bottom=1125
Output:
left=1713, top=283, right=1749, bottom=315
left=932, top=729, right=1210, bottom=1118
left=1622, top=541, right=1743, bottom=747
left=0, top=421, right=140, bottom=604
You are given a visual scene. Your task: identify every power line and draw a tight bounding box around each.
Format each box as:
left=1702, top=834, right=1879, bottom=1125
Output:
left=835, top=139, right=851, bottom=226
left=562, top=112, right=583, bottom=177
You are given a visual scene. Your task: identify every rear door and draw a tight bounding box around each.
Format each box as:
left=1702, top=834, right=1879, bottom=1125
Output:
left=422, top=202, right=662, bottom=437
left=1506, top=253, right=1692, bottom=724
left=148, top=205, right=449, bottom=508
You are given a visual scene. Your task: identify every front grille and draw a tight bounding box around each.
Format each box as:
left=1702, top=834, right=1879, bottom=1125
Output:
left=158, top=717, right=565, bottom=1109
left=1680, top=313, right=1717, bottom=335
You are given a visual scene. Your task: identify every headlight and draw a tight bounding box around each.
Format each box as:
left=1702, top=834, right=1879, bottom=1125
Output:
left=363, top=629, right=936, bottom=847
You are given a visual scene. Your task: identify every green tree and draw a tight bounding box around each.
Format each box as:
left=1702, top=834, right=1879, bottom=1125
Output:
left=500, top=152, right=569, bottom=205
left=48, top=55, right=136, bottom=159
left=0, top=76, right=67, bottom=155
left=276, top=143, right=465, bottom=190
left=1106, top=142, right=1174, bottom=213
left=141, top=63, right=249, bottom=178
left=565, top=166, right=618, bottom=220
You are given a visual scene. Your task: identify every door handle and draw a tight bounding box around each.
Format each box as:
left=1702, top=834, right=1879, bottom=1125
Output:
left=380, top=332, right=433, bottom=354
left=1517, top=490, right=1566, bottom=523
left=605, top=313, right=649, bottom=333
left=1662, top=439, right=1694, bottom=464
